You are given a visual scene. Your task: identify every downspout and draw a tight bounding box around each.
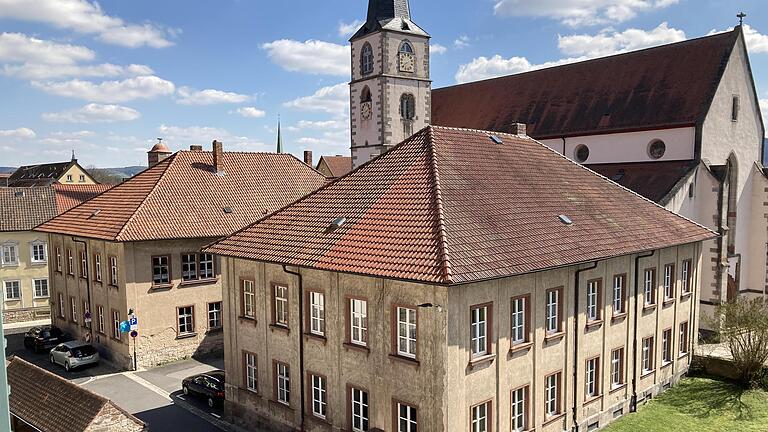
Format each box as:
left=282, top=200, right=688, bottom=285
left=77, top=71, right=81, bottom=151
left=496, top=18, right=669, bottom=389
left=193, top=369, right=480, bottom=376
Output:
left=562, top=137, right=567, bottom=155
left=283, top=265, right=305, bottom=431
left=72, top=237, right=93, bottom=344
left=630, top=250, right=655, bottom=412
left=688, top=242, right=699, bottom=366
left=571, top=261, right=597, bottom=432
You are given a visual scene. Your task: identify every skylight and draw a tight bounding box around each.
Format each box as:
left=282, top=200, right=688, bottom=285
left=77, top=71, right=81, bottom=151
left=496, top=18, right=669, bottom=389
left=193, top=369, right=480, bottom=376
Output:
left=558, top=214, right=573, bottom=225
left=489, top=135, right=503, bottom=145
left=223, top=207, right=233, bottom=214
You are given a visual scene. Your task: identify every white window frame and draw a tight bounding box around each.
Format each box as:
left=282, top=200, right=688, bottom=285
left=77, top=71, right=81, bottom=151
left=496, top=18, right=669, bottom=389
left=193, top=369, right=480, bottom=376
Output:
left=66, top=174, right=73, bottom=182
left=642, top=337, right=654, bottom=373
left=4, top=280, right=21, bottom=301
left=350, top=298, right=368, bottom=346
left=397, top=306, right=417, bottom=358
left=55, top=246, right=62, bottom=272
left=244, top=352, right=257, bottom=392
left=545, top=289, right=560, bottom=334
left=511, top=296, right=526, bottom=345
left=30, top=241, right=47, bottom=264
left=644, top=269, right=655, bottom=306
left=663, top=264, right=674, bottom=300
left=309, top=291, right=325, bottom=336
left=585, top=357, right=599, bottom=397
left=351, top=387, right=369, bottom=432
left=97, top=305, right=105, bottom=334
left=613, top=275, right=624, bottom=314
left=208, top=301, right=222, bottom=329
left=662, top=329, right=672, bottom=364
left=681, top=260, right=691, bottom=294
left=470, top=305, right=488, bottom=357
left=70, top=296, right=77, bottom=322
left=67, top=249, right=74, bottom=275
left=1, top=242, right=19, bottom=267
left=276, top=362, right=290, bottom=405
left=199, top=253, right=214, bottom=279
left=397, top=402, right=417, bottom=432
left=545, top=373, right=560, bottom=417
left=109, top=256, right=118, bottom=285
left=311, top=374, right=326, bottom=419
left=242, top=280, right=255, bottom=318
left=611, top=348, right=624, bottom=388
left=511, top=386, right=527, bottom=432
left=679, top=322, right=689, bottom=356
left=94, top=253, right=102, bottom=282
left=274, top=285, right=288, bottom=326
left=471, top=401, right=490, bottom=432
left=181, top=253, right=198, bottom=281
left=32, top=278, right=49, bottom=298
left=58, top=293, right=65, bottom=317
left=112, top=309, right=121, bottom=339
left=586, top=280, right=599, bottom=321
left=177, top=306, right=194, bottom=334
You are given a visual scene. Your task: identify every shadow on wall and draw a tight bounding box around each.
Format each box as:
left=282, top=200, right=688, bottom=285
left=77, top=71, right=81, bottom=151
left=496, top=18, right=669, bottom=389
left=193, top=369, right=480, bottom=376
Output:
left=135, top=327, right=224, bottom=369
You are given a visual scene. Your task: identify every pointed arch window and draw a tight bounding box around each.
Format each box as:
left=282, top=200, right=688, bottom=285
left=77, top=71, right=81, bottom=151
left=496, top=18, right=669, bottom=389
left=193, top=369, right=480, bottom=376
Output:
left=360, top=86, right=372, bottom=103
left=400, top=94, right=416, bottom=121
left=361, top=43, right=374, bottom=75
left=360, top=86, right=373, bottom=121
left=399, top=41, right=414, bottom=54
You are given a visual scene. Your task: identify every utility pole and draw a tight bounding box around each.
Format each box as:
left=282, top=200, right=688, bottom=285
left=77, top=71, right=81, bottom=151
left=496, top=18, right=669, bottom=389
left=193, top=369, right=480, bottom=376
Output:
left=0, top=305, right=13, bottom=431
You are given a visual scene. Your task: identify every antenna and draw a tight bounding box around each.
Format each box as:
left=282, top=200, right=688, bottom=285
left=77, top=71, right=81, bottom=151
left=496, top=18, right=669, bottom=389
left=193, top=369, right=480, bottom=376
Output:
left=737, top=12, right=746, bottom=26
left=157, top=138, right=163, bottom=144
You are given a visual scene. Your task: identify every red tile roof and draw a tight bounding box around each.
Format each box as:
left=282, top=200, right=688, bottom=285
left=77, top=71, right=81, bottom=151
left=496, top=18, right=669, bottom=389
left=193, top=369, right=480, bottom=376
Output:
left=432, top=30, right=738, bottom=139
left=318, top=155, right=353, bottom=178
left=53, top=183, right=114, bottom=213
left=0, top=187, right=57, bottom=232
left=586, top=160, right=698, bottom=204
left=36, top=151, right=327, bottom=242
left=206, top=126, right=716, bottom=285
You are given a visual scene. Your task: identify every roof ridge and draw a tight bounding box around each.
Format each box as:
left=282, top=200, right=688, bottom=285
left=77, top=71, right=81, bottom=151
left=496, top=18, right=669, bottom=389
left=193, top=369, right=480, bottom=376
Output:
left=425, top=127, right=453, bottom=284
left=115, top=153, right=177, bottom=241
left=8, top=356, right=108, bottom=405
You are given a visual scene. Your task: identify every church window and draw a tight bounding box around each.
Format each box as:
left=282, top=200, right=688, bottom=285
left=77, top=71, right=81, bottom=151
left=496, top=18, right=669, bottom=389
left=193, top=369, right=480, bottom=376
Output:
left=574, top=144, right=590, bottom=163
left=648, top=139, right=666, bottom=159
left=360, top=86, right=372, bottom=103
left=361, top=43, right=374, bottom=75
left=399, top=41, right=414, bottom=54
left=731, top=95, right=739, bottom=122
left=360, top=87, right=372, bottom=121
left=400, top=94, right=416, bottom=120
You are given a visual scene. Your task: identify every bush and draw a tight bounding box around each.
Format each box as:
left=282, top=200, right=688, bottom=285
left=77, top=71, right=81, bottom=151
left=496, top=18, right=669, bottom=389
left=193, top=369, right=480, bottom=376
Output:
left=709, top=298, right=768, bottom=387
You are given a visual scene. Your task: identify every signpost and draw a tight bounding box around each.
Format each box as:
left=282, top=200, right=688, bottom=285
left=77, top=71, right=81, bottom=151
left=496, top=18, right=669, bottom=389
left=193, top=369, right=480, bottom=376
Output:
left=120, top=311, right=139, bottom=371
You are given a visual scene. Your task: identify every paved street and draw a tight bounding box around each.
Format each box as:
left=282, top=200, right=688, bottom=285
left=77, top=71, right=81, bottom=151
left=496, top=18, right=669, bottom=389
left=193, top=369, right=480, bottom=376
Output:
left=5, top=324, right=229, bottom=431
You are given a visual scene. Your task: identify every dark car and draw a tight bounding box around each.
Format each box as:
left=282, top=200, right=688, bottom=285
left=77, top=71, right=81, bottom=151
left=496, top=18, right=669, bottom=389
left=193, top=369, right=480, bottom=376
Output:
left=23, top=325, right=69, bottom=353
left=182, top=371, right=225, bottom=408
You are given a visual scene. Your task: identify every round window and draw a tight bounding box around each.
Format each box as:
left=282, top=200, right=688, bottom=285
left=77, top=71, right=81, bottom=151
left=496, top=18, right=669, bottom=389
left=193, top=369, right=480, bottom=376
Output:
left=574, top=144, right=590, bottom=163
left=648, top=139, right=666, bottom=159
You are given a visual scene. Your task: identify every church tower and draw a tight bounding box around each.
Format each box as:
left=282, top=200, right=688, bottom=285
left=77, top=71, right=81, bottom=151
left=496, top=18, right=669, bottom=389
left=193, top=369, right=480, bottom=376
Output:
left=349, top=0, right=431, bottom=168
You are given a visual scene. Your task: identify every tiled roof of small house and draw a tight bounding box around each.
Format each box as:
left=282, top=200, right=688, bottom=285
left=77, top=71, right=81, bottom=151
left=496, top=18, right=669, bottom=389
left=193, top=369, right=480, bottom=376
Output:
left=318, top=155, right=353, bottom=178
left=0, top=187, right=57, bottom=232
left=53, top=183, right=114, bottom=213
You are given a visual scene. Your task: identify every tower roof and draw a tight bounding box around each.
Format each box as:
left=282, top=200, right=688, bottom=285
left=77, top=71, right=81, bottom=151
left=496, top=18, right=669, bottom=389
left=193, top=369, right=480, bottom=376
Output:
left=149, top=141, right=171, bottom=153
left=350, top=0, right=428, bottom=41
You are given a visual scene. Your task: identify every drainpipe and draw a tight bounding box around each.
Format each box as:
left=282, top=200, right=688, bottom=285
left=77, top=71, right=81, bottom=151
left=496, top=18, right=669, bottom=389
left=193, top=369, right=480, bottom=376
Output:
left=562, top=137, right=567, bottom=155
left=630, top=250, right=655, bottom=412
left=571, top=261, right=597, bottom=432
left=283, top=265, right=305, bottom=431
left=72, top=237, right=93, bottom=344
left=688, top=242, right=699, bottom=366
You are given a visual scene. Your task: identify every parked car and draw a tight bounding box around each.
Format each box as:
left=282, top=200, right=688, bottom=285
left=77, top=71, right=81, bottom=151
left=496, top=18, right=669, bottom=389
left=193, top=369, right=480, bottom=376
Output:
left=49, top=341, right=100, bottom=371
left=181, top=371, right=225, bottom=408
left=23, top=325, right=69, bottom=353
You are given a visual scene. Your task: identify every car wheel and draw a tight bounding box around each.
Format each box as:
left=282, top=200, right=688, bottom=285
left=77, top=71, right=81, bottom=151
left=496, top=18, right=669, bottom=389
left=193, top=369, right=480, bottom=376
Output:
left=64, top=362, right=71, bottom=372
left=207, top=397, right=215, bottom=408
left=183, top=385, right=189, bottom=396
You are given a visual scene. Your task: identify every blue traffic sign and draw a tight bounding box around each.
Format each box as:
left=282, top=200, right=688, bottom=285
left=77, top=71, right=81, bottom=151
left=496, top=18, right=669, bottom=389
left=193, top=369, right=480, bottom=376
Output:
left=119, top=320, right=130, bottom=333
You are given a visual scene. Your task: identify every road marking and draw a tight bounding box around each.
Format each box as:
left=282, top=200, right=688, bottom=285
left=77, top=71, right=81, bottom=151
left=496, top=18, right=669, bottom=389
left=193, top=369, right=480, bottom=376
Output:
left=178, top=395, right=186, bottom=400
left=123, top=372, right=173, bottom=402
left=211, top=413, right=221, bottom=419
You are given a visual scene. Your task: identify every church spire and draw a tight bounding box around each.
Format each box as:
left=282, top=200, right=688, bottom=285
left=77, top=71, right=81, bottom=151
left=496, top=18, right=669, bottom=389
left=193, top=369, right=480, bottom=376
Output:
left=351, top=0, right=426, bottom=41
left=276, top=116, right=283, bottom=154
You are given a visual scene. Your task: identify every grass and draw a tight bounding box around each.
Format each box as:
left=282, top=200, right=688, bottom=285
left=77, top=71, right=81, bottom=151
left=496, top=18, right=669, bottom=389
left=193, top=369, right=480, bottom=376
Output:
left=603, top=377, right=768, bottom=431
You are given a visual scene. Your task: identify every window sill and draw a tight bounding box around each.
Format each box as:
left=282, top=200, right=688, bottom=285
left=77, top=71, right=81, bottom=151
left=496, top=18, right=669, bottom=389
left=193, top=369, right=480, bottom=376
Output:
left=304, top=332, right=327, bottom=344
left=93, top=280, right=103, bottom=286
left=32, top=296, right=50, bottom=300
left=509, top=341, right=533, bottom=354
left=468, top=353, right=496, bottom=369
left=609, top=383, right=627, bottom=394
left=176, top=332, right=197, bottom=340
left=179, top=278, right=218, bottom=287
left=30, top=262, right=47, bottom=266
left=611, top=312, right=627, bottom=323
left=643, top=304, right=657, bottom=312
left=542, top=413, right=566, bottom=427
left=1, top=264, right=19, bottom=268
left=149, top=284, right=173, bottom=291
left=269, top=399, right=293, bottom=411
left=585, top=320, right=603, bottom=331
left=680, top=292, right=692, bottom=300
left=108, top=284, right=119, bottom=289
left=663, top=299, right=675, bottom=307
left=678, top=352, right=689, bottom=359
left=269, top=323, right=289, bottom=333
left=307, top=413, right=331, bottom=426
left=343, top=342, right=370, bottom=354
left=584, top=394, right=602, bottom=405
left=79, top=276, right=88, bottom=280
left=110, top=336, right=123, bottom=344
left=238, top=316, right=256, bottom=323
left=544, top=332, right=565, bottom=343
left=388, top=353, right=419, bottom=367
left=661, top=361, right=673, bottom=369
left=206, top=327, right=223, bottom=334
left=641, top=370, right=656, bottom=379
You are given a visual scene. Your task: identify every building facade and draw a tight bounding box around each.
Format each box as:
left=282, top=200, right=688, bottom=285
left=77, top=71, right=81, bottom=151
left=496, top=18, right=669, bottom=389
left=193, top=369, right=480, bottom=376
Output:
left=207, top=126, right=715, bottom=431
left=6, top=155, right=98, bottom=187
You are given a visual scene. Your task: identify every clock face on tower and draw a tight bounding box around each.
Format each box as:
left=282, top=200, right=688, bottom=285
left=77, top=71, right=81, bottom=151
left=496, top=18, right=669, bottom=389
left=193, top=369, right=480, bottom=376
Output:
left=399, top=52, right=415, bottom=73
left=361, top=101, right=372, bottom=120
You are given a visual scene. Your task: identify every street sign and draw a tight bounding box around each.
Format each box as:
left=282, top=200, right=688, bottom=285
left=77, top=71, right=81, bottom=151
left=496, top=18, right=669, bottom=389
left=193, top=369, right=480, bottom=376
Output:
left=129, top=316, right=138, bottom=331
left=130, top=330, right=138, bottom=338
left=119, top=320, right=130, bottom=333
left=84, top=311, right=92, bottom=324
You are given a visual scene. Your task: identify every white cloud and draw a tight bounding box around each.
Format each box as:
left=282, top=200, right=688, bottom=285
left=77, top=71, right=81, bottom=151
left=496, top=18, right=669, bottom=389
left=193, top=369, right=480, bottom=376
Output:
left=292, top=119, right=347, bottom=130
left=338, top=19, right=364, bottom=37
left=708, top=24, right=768, bottom=54
left=283, top=83, right=349, bottom=117
left=0, top=127, right=35, bottom=138
left=233, top=107, right=267, bottom=118
left=558, top=22, right=685, bottom=57
left=3, top=62, right=153, bottom=80
left=761, top=99, right=768, bottom=137
left=176, top=87, right=252, bottom=105
left=42, top=103, right=141, bottom=123
left=0, top=32, right=94, bottom=64
left=157, top=124, right=270, bottom=152
left=262, top=39, right=350, bottom=76
left=0, top=0, right=174, bottom=48
left=493, top=0, right=679, bottom=27
left=31, top=75, right=175, bottom=103
left=431, top=43, right=448, bottom=55
left=455, top=55, right=588, bottom=83
left=454, top=35, right=470, bottom=49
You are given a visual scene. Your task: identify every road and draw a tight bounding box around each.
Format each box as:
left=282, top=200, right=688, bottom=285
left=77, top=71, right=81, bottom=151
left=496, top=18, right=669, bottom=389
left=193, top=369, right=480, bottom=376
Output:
left=6, top=325, right=229, bottom=431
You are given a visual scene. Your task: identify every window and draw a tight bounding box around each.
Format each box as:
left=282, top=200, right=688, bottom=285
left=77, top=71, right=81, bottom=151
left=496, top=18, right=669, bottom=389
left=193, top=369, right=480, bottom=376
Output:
left=586, top=357, right=600, bottom=398
left=648, top=139, right=666, bottom=159
left=181, top=253, right=197, bottom=281
left=574, top=144, right=590, bottom=163
left=82, top=301, right=90, bottom=327
left=396, top=306, right=417, bottom=358
left=152, top=255, right=170, bottom=286
left=275, top=362, right=290, bottom=405
left=2, top=243, right=18, bottom=266
left=586, top=279, right=602, bottom=322
left=663, top=264, right=675, bottom=301
left=611, top=348, right=625, bottom=388
left=399, top=41, right=414, bottom=53
left=662, top=328, right=673, bottom=364
left=273, top=284, right=289, bottom=327
left=511, top=295, right=529, bottom=345
left=360, top=86, right=372, bottom=103
left=30, top=242, right=46, bottom=263
left=244, top=352, right=257, bottom=392
left=511, top=386, right=528, bottom=432
left=470, top=303, right=490, bottom=357
left=58, top=293, right=65, bottom=318
left=177, top=306, right=194, bottom=334
left=208, top=302, right=222, bottom=329
left=642, top=337, right=655, bottom=373
left=97, top=305, right=105, bottom=334
left=33, top=278, right=49, bottom=298
left=112, top=309, right=121, bottom=339
left=350, top=387, right=369, bottom=431
left=79, top=174, right=85, bottom=182
left=396, top=402, right=417, bottom=432
left=679, top=322, right=689, bottom=356
left=681, top=260, right=692, bottom=295
left=361, top=42, right=374, bottom=75
left=400, top=94, right=416, bottom=120
left=4, top=280, right=20, bottom=300
left=55, top=246, right=62, bottom=272
left=309, top=291, right=325, bottom=336
left=643, top=268, right=656, bottom=307
left=67, top=249, right=74, bottom=275
left=109, top=256, right=118, bottom=285
left=545, top=372, right=561, bottom=417
left=471, top=400, right=491, bottom=432
left=181, top=253, right=215, bottom=281
left=613, top=274, right=626, bottom=315
left=311, top=374, right=327, bottom=419
left=242, top=279, right=255, bottom=318
left=94, top=253, right=102, bottom=282
left=70, top=296, right=78, bottom=322
left=732, top=95, right=740, bottom=121
left=199, top=253, right=214, bottom=279
left=79, top=250, right=87, bottom=278
left=66, top=174, right=73, bottom=182
left=546, top=288, right=562, bottom=334
left=350, top=298, right=368, bottom=346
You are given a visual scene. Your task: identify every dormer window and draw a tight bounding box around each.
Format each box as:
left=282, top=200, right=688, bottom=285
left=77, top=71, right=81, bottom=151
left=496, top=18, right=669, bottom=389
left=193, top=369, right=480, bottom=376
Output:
left=66, top=174, right=73, bottom=182
left=361, top=43, right=374, bottom=75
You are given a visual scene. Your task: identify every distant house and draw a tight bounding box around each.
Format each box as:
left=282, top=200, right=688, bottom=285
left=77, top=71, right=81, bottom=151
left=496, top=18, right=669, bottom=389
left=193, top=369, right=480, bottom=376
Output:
left=7, top=154, right=98, bottom=187
left=7, top=356, right=146, bottom=432
left=316, top=155, right=352, bottom=179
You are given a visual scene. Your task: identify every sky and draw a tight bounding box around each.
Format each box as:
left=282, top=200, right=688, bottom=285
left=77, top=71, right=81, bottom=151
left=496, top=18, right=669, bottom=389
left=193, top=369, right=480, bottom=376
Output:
left=0, top=0, right=766, bottom=168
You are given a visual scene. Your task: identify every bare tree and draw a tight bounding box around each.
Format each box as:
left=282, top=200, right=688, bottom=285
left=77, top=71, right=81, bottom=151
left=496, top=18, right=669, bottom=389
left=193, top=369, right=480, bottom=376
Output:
left=712, top=298, right=768, bottom=386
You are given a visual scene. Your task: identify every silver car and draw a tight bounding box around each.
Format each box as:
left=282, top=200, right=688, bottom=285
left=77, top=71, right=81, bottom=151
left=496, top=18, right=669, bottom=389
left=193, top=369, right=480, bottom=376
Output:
left=49, top=341, right=100, bottom=371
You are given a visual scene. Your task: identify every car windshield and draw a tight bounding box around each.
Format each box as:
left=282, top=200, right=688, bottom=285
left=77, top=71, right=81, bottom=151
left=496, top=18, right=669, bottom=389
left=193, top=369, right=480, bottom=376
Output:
left=209, top=375, right=224, bottom=390
left=71, top=346, right=96, bottom=357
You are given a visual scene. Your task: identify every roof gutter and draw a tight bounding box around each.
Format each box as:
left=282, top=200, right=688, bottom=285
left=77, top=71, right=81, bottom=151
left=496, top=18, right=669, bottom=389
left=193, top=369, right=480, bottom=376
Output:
left=631, top=249, right=655, bottom=412
left=282, top=265, right=305, bottom=431
left=571, top=261, right=597, bottom=432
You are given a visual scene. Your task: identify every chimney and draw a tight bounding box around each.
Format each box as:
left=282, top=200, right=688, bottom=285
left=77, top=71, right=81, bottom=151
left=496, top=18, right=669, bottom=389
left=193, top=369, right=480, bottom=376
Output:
left=190, top=145, right=203, bottom=151
left=212, top=140, right=224, bottom=174
left=509, top=123, right=527, bottom=136
left=303, top=150, right=313, bottom=167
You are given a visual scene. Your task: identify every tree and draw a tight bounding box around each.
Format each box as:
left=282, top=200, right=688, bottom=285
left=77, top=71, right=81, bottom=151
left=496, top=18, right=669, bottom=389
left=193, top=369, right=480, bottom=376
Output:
left=86, top=167, right=124, bottom=185
left=712, top=298, right=768, bottom=386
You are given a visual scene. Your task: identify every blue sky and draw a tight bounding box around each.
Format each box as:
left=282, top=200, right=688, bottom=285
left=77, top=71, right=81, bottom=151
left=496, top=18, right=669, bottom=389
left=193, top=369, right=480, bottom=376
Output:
left=0, top=0, right=766, bottom=167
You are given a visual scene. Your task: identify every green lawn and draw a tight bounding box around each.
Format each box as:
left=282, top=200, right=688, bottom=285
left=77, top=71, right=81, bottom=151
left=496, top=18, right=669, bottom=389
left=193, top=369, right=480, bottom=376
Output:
left=604, top=377, right=768, bottom=431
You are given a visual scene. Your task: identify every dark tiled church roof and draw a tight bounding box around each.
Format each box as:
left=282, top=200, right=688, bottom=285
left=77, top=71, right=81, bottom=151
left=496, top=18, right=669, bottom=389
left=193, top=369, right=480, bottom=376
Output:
left=586, top=160, right=699, bottom=204
left=350, top=0, right=428, bottom=40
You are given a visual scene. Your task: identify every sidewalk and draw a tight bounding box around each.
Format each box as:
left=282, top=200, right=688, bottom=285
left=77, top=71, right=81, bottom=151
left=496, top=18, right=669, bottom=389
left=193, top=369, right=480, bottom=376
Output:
left=4, top=318, right=50, bottom=330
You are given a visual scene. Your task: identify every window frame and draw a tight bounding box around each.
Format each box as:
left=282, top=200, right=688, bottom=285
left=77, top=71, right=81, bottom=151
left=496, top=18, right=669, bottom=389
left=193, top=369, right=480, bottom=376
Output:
left=393, top=304, right=418, bottom=359
left=348, top=384, right=370, bottom=432
left=67, top=248, right=74, bottom=275
left=470, top=302, right=492, bottom=358
left=70, top=296, right=78, bottom=323
left=307, top=289, right=325, bottom=337
left=681, top=259, right=692, bottom=295
left=642, top=336, right=655, bottom=374
left=544, top=371, right=562, bottom=419
left=679, top=321, right=689, bottom=356
left=347, top=296, right=368, bottom=347
left=663, top=263, right=675, bottom=302
left=177, top=305, right=195, bottom=336
left=393, top=399, right=418, bottom=432
left=360, top=42, right=374, bottom=75
left=272, top=283, right=289, bottom=328
left=309, top=372, right=328, bottom=419
left=610, top=347, right=625, bottom=389
left=510, top=294, right=531, bottom=346
left=470, top=399, right=493, bottom=432
left=400, top=93, right=416, bottom=121
left=510, top=385, right=529, bottom=432
left=207, top=301, right=222, bottom=330
left=111, top=308, right=122, bottom=341
left=586, top=278, right=602, bottom=323
left=30, top=241, right=47, bottom=264
left=93, top=252, right=102, bottom=282
left=242, top=350, right=258, bottom=393
left=32, top=278, right=49, bottom=298
left=612, top=274, right=627, bottom=316
left=97, top=304, right=105, bottom=335
left=108, top=255, right=118, bottom=286
left=55, top=246, right=62, bottom=273
left=241, top=278, right=255, bottom=319
left=545, top=287, right=564, bottom=335
left=662, top=328, right=673, bottom=365
left=585, top=356, right=601, bottom=399
left=643, top=268, right=657, bottom=307
left=1, top=242, right=18, bottom=267
left=3, top=280, right=21, bottom=301
left=58, top=293, right=65, bottom=318
left=151, top=255, right=171, bottom=287
left=79, top=249, right=88, bottom=279
left=273, top=360, right=290, bottom=406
